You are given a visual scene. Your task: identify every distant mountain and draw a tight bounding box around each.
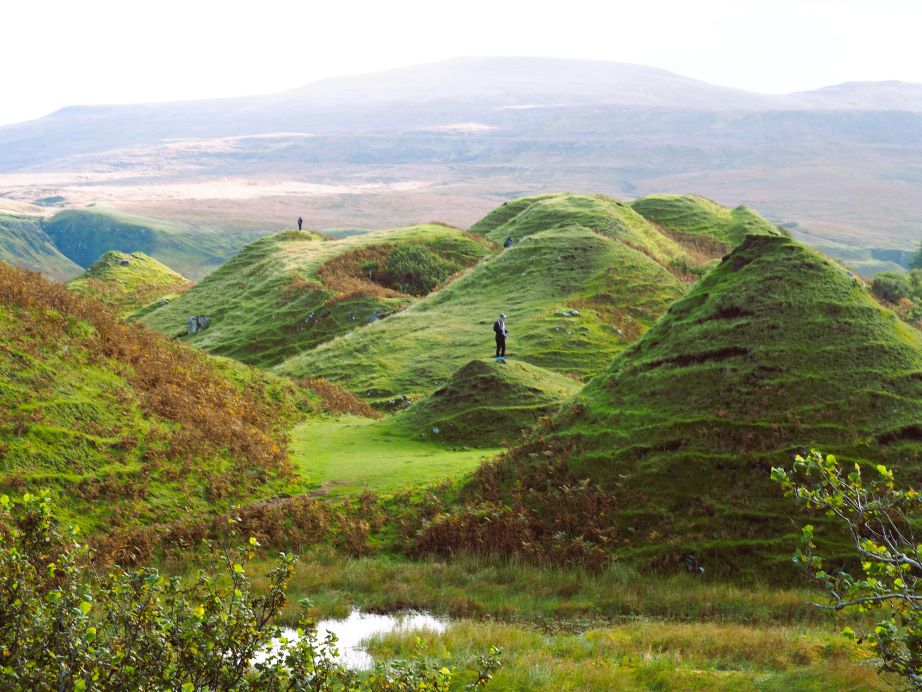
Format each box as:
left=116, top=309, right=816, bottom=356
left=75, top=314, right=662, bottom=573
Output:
left=1, top=57, right=921, bottom=260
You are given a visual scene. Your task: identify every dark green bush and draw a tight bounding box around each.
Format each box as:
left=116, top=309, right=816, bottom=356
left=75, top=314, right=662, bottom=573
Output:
left=871, top=271, right=912, bottom=303
left=382, top=245, right=462, bottom=296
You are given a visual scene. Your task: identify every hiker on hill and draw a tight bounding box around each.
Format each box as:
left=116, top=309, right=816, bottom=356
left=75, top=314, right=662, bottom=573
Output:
left=493, top=313, right=508, bottom=362
left=503, top=234, right=513, bottom=248
left=297, top=216, right=303, bottom=230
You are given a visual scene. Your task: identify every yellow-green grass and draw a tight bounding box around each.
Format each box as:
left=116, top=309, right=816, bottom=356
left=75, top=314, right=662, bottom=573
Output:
left=276, top=194, right=693, bottom=400
left=513, top=234, right=922, bottom=574
left=142, top=224, right=491, bottom=367
left=290, top=416, right=498, bottom=496
left=629, top=193, right=779, bottom=247
left=367, top=620, right=882, bottom=690
left=67, top=250, right=193, bottom=317
left=391, top=359, right=582, bottom=447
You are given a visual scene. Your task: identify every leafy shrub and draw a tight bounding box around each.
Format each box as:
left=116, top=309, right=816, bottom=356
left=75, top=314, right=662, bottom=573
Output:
left=871, top=271, right=912, bottom=303
left=0, top=492, right=501, bottom=690
left=773, top=450, right=922, bottom=687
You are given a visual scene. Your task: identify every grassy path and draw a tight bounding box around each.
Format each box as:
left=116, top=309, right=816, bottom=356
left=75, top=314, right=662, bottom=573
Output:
left=290, top=416, right=498, bottom=495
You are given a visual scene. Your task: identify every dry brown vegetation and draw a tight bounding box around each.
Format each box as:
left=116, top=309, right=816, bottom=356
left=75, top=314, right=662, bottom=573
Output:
left=299, top=378, right=381, bottom=419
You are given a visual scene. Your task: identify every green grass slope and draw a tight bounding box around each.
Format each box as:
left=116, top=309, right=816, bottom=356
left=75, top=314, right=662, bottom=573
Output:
left=529, top=233, right=922, bottom=570
left=67, top=250, right=193, bottom=317
left=392, top=359, right=581, bottom=447
left=0, top=261, right=314, bottom=535
left=276, top=194, right=697, bottom=400
left=42, top=209, right=260, bottom=280
left=140, top=224, right=492, bottom=367
left=0, top=213, right=82, bottom=280
left=629, top=194, right=778, bottom=249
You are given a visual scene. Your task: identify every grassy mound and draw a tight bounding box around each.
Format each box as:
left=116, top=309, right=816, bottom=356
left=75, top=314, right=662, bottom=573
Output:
left=141, top=224, right=491, bottom=367
left=0, top=213, right=82, bottom=280
left=276, top=194, right=703, bottom=399
left=0, top=261, right=316, bottom=534
left=67, top=250, right=193, bottom=317
left=506, top=234, right=922, bottom=572
left=42, top=209, right=259, bottom=280
left=630, top=194, right=778, bottom=251
left=393, top=359, right=581, bottom=447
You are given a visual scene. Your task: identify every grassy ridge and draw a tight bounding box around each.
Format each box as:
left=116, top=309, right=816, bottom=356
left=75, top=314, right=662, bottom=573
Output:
left=526, top=234, right=922, bottom=570
left=42, top=209, right=260, bottom=280
left=0, top=213, right=82, bottom=280
left=276, top=195, right=695, bottom=399
left=141, top=224, right=491, bottom=367
left=0, top=262, right=314, bottom=533
left=67, top=250, right=193, bottom=317
left=629, top=194, right=778, bottom=248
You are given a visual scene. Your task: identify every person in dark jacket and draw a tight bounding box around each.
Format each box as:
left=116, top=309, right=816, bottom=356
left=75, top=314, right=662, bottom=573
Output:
left=493, top=313, right=508, bottom=362
left=297, top=216, right=303, bottom=230
left=503, top=235, right=513, bottom=248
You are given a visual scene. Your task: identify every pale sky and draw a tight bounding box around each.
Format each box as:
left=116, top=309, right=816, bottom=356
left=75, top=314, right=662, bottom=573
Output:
left=1, top=0, right=920, bottom=126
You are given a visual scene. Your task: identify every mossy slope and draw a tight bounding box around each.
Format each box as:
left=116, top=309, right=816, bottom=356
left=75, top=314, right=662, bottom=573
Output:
left=67, top=250, right=193, bottom=317
left=0, top=262, right=313, bottom=534
left=393, top=359, right=581, bottom=447
left=141, top=225, right=491, bottom=367
left=629, top=194, right=778, bottom=248
left=276, top=194, right=696, bottom=399
left=534, top=234, right=922, bottom=568
left=0, top=213, right=82, bottom=281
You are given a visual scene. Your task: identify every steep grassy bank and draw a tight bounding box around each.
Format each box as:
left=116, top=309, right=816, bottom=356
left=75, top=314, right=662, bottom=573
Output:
left=0, top=261, right=314, bottom=533
left=142, top=224, right=492, bottom=367
left=0, top=212, right=82, bottom=280
left=43, top=208, right=259, bottom=279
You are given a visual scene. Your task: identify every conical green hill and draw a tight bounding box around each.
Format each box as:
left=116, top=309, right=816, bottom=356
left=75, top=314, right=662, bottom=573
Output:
left=393, top=359, right=581, bottom=447
left=67, top=250, right=193, bottom=316
left=537, top=234, right=922, bottom=570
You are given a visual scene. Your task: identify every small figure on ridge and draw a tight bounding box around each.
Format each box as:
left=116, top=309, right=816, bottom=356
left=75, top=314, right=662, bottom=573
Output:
left=297, top=216, right=303, bottom=231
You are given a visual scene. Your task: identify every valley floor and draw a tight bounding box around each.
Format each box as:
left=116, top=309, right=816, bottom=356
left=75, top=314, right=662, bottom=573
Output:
left=290, top=416, right=498, bottom=495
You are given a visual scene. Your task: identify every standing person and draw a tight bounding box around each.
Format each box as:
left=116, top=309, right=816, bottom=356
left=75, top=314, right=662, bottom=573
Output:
left=493, top=313, right=508, bottom=362
left=297, top=216, right=303, bottom=230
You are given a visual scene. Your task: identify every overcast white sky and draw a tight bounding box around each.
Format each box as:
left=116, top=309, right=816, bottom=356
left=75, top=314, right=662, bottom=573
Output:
left=1, top=0, right=920, bottom=126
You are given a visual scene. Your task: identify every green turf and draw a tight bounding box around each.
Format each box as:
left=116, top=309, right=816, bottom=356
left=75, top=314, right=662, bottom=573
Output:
left=392, top=358, right=581, bottom=447
left=141, top=224, right=491, bottom=367
left=67, top=250, right=193, bottom=317
left=275, top=194, right=694, bottom=399
left=629, top=193, right=778, bottom=247
left=518, top=233, right=922, bottom=571
left=290, top=416, right=497, bottom=495
left=0, top=212, right=82, bottom=280
left=42, top=208, right=261, bottom=280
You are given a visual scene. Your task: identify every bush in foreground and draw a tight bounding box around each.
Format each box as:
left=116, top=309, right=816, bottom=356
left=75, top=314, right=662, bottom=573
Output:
left=773, top=450, right=922, bottom=688
left=0, top=492, right=499, bottom=691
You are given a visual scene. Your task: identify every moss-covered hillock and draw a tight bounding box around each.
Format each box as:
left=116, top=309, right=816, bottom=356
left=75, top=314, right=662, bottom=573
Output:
left=523, top=233, right=922, bottom=570
left=67, top=250, right=193, bottom=316
left=393, top=359, right=581, bottom=447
